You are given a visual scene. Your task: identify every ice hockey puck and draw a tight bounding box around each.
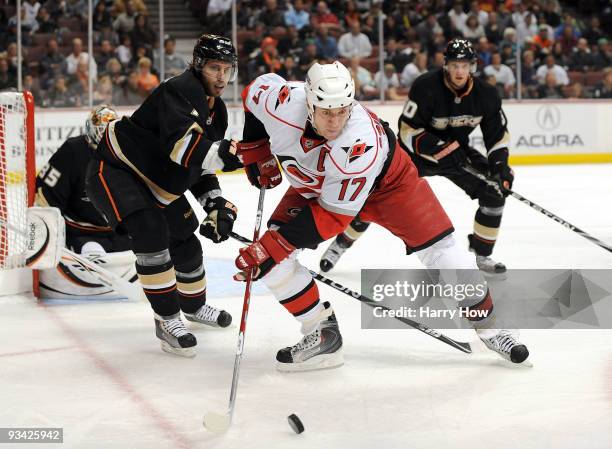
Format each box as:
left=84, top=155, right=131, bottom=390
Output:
left=287, top=414, right=304, bottom=434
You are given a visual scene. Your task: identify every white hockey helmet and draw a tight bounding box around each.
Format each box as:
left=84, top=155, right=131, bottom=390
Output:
left=85, top=104, right=118, bottom=148
left=305, top=61, right=355, bottom=122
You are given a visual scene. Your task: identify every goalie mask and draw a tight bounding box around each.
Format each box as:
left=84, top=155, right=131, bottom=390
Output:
left=85, top=105, right=118, bottom=148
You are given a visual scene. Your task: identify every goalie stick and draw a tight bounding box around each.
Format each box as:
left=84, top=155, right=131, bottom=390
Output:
left=462, top=164, right=612, bottom=254
left=229, top=231, right=472, bottom=354
left=0, top=213, right=141, bottom=301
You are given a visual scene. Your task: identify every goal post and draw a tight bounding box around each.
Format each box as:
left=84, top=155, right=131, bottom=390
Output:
left=0, top=90, right=38, bottom=297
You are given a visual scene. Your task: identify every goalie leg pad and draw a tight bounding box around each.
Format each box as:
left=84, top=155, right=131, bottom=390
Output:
left=24, top=207, right=65, bottom=269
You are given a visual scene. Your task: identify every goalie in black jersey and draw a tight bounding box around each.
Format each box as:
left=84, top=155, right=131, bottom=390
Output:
left=85, top=34, right=243, bottom=357
left=320, top=39, right=514, bottom=276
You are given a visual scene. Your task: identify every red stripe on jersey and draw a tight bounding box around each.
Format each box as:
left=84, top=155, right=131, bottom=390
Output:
left=280, top=280, right=319, bottom=315
left=241, top=80, right=256, bottom=112
left=309, top=202, right=354, bottom=240
left=264, top=88, right=304, bottom=131
left=183, top=132, right=202, bottom=167
left=327, top=105, right=380, bottom=175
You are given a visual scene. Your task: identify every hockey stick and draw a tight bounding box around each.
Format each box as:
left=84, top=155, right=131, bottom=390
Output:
left=203, top=187, right=267, bottom=433
left=0, top=216, right=141, bottom=301
left=461, top=164, right=612, bottom=254
left=229, top=231, right=472, bottom=354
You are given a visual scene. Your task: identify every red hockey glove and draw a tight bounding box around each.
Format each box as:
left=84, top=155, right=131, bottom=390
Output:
left=234, top=230, right=296, bottom=281
left=236, top=138, right=282, bottom=189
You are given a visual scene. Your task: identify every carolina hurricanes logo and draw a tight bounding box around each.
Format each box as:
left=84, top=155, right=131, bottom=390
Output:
left=341, top=139, right=373, bottom=163
left=279, top=158, right=325, bottom=191
left=275, top=85, right=296, bottom=110
left=300, top=135, right=325, bottom=153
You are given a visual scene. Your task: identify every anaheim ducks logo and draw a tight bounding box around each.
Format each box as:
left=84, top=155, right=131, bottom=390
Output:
left=341, top=139, right=373, bottom=163
left=275, top=85, right=296, bottom=110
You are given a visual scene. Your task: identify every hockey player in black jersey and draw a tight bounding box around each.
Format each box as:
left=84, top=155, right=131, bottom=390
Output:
left=320, top=39, right=514, bottom=276
left=85, top=34, right=243, bottom=357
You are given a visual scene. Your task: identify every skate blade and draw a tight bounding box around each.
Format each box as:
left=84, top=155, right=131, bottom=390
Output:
left=203, top=411, right=230, bottom=433
left=276, top=351, right=344, bottom=373
left=160, top=341, right=196, bottom=358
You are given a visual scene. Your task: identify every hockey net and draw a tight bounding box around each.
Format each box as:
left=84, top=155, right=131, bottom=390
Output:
left=0, top=91, right=36, bottom=293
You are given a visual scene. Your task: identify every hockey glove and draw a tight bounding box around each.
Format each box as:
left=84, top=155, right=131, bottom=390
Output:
left=236, top=138, right=282, bottom=189
left=234, top=230, right=296, bottom=281
left=199, top=196, right=238, bottom=243
left=217, top=139, right=243, bottom=172
left=488, top=149, right=514, bottom=194
left=428, top=140, right=467, bottom=170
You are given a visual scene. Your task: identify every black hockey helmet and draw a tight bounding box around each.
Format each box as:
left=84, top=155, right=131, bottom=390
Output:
left=444, top=38, right=477, bottom=72
left=192, top=34, right=238, bottom=82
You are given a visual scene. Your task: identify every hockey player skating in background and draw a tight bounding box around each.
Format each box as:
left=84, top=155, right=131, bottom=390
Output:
left=320, top=39, right=514, bottom=276
left=36, top=105, right=137, bottom=299
left=85, top=34, right=243, bottom=357
left=234, top=61, right=529, bottom=371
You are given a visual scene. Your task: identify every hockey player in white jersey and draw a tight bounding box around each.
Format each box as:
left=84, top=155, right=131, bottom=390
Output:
left=234, top=61, right=529, bottom=371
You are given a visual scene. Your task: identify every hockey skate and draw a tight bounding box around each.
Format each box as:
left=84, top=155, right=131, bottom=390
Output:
left=154, top=313, right=197, bottom=357
left=476, top=254, right=507, bottom=275
left=319, top=238, right=350, bottom=272
left=184, top=304, right=232, bottom=328
left=276, top=302, right=343, bottom=372
left=479, top=330, right=529, bottom=363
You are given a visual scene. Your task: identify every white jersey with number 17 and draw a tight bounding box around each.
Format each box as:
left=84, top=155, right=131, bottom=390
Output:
left=243, top=73, right=390, bottom=218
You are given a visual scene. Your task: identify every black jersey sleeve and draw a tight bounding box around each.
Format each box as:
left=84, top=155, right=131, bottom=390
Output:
left=35, top=141, right=77, bottom=213
left=161, top=84, right=225, bottom=169
left=397, top=78, right=451, bottom=161
left=479, top=91, right=511, bottom=165
left=190, top=172, right=222, bottom=201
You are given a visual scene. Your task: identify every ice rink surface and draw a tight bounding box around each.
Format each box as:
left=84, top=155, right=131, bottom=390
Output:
left=2, top=164, right=612, bottom=449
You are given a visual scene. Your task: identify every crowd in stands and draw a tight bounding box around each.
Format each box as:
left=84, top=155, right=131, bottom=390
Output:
left=0, top=0, right=610, bottom=107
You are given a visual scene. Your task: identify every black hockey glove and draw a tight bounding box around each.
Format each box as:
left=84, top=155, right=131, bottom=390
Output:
left=428, top=140, right=467, bottom=171
left=217, top=139, right=243, bottom=172
left=199, top=196, right=238, bottom=243
left=488, top=149, right=514, bottom=194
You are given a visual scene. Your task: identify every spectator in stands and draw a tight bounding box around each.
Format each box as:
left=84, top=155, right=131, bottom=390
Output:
left=93, top=0, right=112, bottom=32
left=23, top=0, right=41, bottom=30
left=536, top=54, right=569, bottom=86
left=94, top=74, right=114, bottom=104
left=554, top=13, right=580, bottom=40
left=39, top=38, right=65, bottom=89
left=550, top=41, right=570, bottom=68
left=255, top=0, right=285, bottom=28
left=542, top=0, right=561, bottom=28
left=374, top=63, right=406, bottom=100
left=130, top=45, right=149, bottom=70
left=592, top=68, right=612, bottom=99
left=115, top=35, right=132, bottom=66
left=430, top=51, right=445, bottom=69
left=44, top=76, right=78, bottom=107
left=469, top=0, right=488, bottom=26
left=400, top=51, right=427, bottom=89
left=582, top=17, right=604, bottom=46
left=113, top=0, right=147, bottom=16
left=113, top=70, right=142, bottom=105
left=564, top=82, right=586, bottom=99
left=156, top=36, right=186, bottom=80
left=205, top=0, right=232, bottom=34
left=105, top=57, right=125, bottom=87
left=592, top=38, right=610, bottom=70
left=43, top=0, right=67, bottom=21
left=315, top=26, right=338, bottom=60
left=448, top=1, right=468, bottom=34
left=113, top=0, right=136, bottom=36
left=311, top=1, right=342, bottom=34
left=284, top=0, right=309, bottom=31
left=69, top=58, right=90, bottom=106
left=0, top=58, right=16, bottom=90
left=533, top=25, right=554, bottom=55
left=243, top=22, right=266, bottom=58
left=499, top=27, right=517, bottom=55
left=484, top=52, right=515, bottom=98
left=277, top=55, right=302, bottom=81
left=485, top=11, right=503, bottom=45
left=342, top=1, right=360, bottom=29
left=131, top=13, right=156, bottom=51
left=277, top=25, right=304, bottom=61
left=64, top=38, right=92, bottom=77
left=384, top=38, right=411, bottom=73
left=250, top=36, right=282, bottom=78
left=558, top=24, right=578, bottom=58
left=569, top=38, right=594, bottom=71
left=537, top=72, right=564, bottom=98
left=338, top=22, right=372, bottom=59
left=8, top=8, right=34, bottom=44
left=36, top=7, right=56, bottom=33
left=136, top=56, right=158, bottom=95
left=22, top=74, right=42, bottom=103
left=415, top=13, right=443, bottom=48
left=516, top=11, right=538, bottom=44
left=521, top=50, right=539, bottom=97
left=349, top=56, right=377, bottom=100
left=501, top=43, right=516, bottom=69
left=463, top=14, right=485, bottom=40
left=96, top=40, right=115, bottom=74
left=476, top=36, right=492, bottom=72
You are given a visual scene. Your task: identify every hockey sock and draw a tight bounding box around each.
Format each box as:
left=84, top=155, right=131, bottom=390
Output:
left=340, top=218, right=370, bottom=247
left=470, top=204, right=504, bottom=257
left=135, top=249, right=180, bottom=317
left=278, top=279, right=324, bottom=333
left=176, top=262, right=207, bottom=314
left=459, top=288, right=495, bottom=328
